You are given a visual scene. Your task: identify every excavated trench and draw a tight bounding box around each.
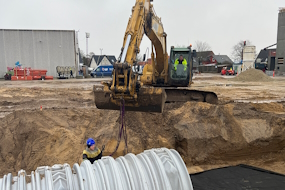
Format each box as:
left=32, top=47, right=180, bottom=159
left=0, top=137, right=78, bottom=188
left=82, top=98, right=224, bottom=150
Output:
left=0, top=101, right=285, bottom=176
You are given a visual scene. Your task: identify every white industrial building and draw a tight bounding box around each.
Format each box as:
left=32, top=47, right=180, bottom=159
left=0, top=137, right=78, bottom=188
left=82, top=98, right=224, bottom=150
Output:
left=0, top=29, right=79, bottom=78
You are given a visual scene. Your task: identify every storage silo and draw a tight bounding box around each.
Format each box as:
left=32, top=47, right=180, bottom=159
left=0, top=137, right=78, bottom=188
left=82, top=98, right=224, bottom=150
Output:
left=275, top=8, right=285, bottom=74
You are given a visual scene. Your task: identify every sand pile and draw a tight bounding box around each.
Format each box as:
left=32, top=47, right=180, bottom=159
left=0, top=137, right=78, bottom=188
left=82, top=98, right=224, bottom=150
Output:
left=230, top=69, right=273, bottom=82
left=0, top=102, right=285, bottom=176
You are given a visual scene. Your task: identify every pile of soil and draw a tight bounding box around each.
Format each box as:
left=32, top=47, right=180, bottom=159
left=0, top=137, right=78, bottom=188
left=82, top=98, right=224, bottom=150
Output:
left=0, top=102, right=285, bottom=176
left=230, top=69, right=274, bottom=82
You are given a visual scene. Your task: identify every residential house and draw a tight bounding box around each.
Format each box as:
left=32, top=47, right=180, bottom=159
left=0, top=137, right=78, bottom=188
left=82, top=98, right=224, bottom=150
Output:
left=196, top=51, right=215, bottom=65
left=196, top=51, right=234, bottom=73
left=212, top=55, right=234, bottom=66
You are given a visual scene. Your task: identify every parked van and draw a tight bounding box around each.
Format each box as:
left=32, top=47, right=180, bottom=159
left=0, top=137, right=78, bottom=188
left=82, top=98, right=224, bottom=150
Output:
left=91, top=65, right=113, bottom=78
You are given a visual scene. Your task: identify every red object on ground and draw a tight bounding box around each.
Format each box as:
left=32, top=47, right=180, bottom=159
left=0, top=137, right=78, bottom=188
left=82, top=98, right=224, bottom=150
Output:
left=26, top=76, right=33, bottom=80
left=44, top=76, right=53, bottom=80
left=40, top=70, right=47, bottom=76
left=33, top=76, right=42, bottom=80
left=221, top=68, right=235, bottom=75
left=11, top=76, right=18, bottom=81
left=11, top=76, right=33, bottom=81
left=13, top=67, right=51, bottom=81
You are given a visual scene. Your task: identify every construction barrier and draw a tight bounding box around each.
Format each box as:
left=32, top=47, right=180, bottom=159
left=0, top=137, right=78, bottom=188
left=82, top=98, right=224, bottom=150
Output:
left=11, top=68, right=53, bottom=80
left=45, top=76, right=54, bottom=80
left=11, top=76, right=33, bottom=81
left=0, top=148, right=193, bottom=190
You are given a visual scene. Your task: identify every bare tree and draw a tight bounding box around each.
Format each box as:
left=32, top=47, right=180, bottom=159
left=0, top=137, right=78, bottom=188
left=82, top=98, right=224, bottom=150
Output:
left=194, top=41, right=212, bottom=52
left=80, top=50, right=91, bottom=66
left=231, top=40, right=252, bottom=62
left=80, top=50, right=86, bottom=58
left=89, top=52, right=95, bottom=57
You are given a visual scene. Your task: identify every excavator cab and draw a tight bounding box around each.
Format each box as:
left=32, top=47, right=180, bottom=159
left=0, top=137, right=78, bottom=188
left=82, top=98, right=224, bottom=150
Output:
left=168, top=46, right=195, bottom=86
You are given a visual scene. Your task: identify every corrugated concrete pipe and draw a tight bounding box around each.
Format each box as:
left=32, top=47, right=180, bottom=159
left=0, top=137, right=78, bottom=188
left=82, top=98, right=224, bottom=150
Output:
left=0, top=148, right=193, bottom=190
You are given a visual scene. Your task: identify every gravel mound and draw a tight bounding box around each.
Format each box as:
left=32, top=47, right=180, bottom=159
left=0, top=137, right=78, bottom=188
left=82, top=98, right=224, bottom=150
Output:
left=231, top=69, right=274, bottom=82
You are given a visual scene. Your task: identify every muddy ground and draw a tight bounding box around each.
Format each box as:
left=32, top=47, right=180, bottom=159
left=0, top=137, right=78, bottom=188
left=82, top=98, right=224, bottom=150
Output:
left=0, top=75, right=285, bottom=176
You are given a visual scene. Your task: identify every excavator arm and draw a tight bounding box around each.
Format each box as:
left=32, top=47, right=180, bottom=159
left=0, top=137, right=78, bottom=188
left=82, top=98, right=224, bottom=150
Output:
left=94, top=0, right=168, bottom=112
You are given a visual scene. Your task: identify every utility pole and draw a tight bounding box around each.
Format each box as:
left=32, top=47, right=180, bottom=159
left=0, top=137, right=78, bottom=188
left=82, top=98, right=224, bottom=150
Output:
left=100, top=48, right=103, bottom=55
left=86, top=32, right=90, bottom=58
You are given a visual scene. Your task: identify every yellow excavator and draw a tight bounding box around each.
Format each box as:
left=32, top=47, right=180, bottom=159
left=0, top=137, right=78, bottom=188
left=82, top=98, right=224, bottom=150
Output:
left=93, top=0, right=218, bottom=113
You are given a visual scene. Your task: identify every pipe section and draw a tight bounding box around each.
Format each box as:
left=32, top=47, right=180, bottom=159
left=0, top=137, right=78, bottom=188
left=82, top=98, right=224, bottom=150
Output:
left=0, top=148, right=193, bottom=190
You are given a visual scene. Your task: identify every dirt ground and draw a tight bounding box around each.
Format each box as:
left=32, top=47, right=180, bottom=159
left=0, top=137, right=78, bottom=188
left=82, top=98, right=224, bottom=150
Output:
left=0, top=74, right=285, bottom=176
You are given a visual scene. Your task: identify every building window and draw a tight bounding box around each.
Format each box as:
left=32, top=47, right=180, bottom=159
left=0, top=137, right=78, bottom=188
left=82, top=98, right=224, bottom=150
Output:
left=278, top=58, right=284, bottom=64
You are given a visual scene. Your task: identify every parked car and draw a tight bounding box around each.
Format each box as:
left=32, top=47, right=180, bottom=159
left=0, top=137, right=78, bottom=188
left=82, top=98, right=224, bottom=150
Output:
left=91, top=65, right=113, bottom=78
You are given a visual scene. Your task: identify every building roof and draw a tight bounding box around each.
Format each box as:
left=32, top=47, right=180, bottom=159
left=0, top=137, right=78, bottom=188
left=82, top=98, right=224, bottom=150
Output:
left=212, top=55, right=233, bottom=64
left=0, top=29, right=75, bottom=32
left=256, top=49, right=268, bottom=63
left=106, top=55, right=117, bottom=64
left=91, top=55, right=117, bottom=65
left=196, top=51, right=215, bottom=59
left=255, top=48, right=276, bottom=63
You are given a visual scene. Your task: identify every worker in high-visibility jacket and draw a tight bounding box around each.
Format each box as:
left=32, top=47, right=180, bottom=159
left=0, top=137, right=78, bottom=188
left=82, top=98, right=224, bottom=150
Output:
left=174, top=55, right=187, bottom=71
left=83, top=138, right=102, bottom=164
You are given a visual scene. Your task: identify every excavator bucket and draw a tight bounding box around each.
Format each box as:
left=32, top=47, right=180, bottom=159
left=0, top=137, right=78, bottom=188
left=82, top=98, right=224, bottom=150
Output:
left=93, top=84, right=167, bottom=113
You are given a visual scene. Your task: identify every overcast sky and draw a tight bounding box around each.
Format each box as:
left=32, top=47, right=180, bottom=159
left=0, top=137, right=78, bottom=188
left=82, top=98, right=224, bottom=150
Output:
left=0, top=0, right=283, bottom=60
